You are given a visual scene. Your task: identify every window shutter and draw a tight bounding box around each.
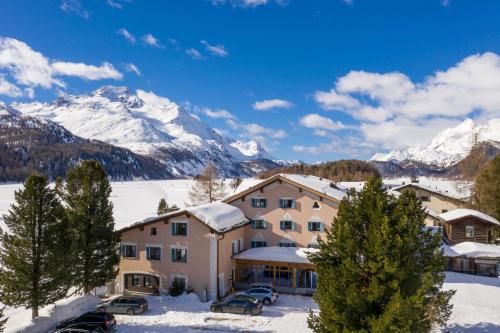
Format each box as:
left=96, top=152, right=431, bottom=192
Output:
left=263, top=199, right=267, bottom=208
left=146, top=246, right=150, bottom=260
left=280, top=221, right=284, bottom=230
left=251, top=219, right=256, bottom=229
left=251, top=198, right=256, bottom=207
left=171, top=248, right=175, bottom=261
left=308, top=222, right=312, bottom=231
left=292, top=222, right=296, bottom=231
left=120, top=245, right=124, bottom=256
left=279, top=199, right=284, bottom=208
left=291, top=200, right=296, bottom=209
left=172, top=223, right=176, bottom=235
left=251, top=241, right=256, bottom=248
left=263, top=220, right=267, bottom=229
left=320, top=223, right=325, bottom=232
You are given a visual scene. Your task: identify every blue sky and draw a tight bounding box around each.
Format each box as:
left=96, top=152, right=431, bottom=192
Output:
left=1, top=0, right=500, bottom=162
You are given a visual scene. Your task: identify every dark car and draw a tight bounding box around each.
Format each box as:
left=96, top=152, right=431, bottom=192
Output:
left=53, top=323, right=106, bottom=333
left=56, top=311, right=116, bottom=332
left=210, top=295, right=262, bottom=315
left=97, top=295, right=148, bottom=315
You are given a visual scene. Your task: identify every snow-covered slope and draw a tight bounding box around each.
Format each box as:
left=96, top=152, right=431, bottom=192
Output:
left=372, top=118, right=500, bottom=166
left=12, top=86, right=272, bottom=177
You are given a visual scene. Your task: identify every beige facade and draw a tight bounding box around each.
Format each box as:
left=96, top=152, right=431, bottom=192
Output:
left=116, top=175, right=342, bottom=299
left=228, top=181, right=340, bottom=248
left=117, top=213, right=214, bottom=298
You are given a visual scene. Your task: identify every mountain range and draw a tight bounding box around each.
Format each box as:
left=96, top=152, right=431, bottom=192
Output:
left=4, top=86, right=281, bottom=180
left=371, top=118, right=500, bottom=177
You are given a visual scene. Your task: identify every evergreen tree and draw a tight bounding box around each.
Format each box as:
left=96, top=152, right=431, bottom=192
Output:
left=0, top=306, right=7, bottom=332
left=0, top=175, right=69, bottom=318
left=157, top=198, right=169, bottom=215
left=473, top=155, right=500, bottom=221
left=64, top=160, right=119, bottom=294
left=188, top=163, right=227, bottom=206
left=308, top=177, right=454, bottom=333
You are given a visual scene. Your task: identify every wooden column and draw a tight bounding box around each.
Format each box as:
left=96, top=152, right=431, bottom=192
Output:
left=292, top=267, right=297, bottom=288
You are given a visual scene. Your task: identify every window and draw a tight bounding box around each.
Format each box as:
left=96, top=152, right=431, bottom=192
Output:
left=172, top=222, right=187, bottom=236
left=308, top=243, right=320, bottom=249
left=150, top=227, right=157, bottom=236
left=312, top=201, right=320, bottom=209
left=466, top=225, right=475, bottom=238
left=251, top=240, right=267, bottom=248
left=232, top=240, right=240, bottom=255
left=238, top=238, right=242, bottom=252
left=280, top=220, right=295, bottom=231
left=171, top=248, right=187, bottom=262
left=173, top=277, right=186, bottom=291
left=420, top=196, right=430, bottom=202
left=144, top=276, right=155, bottom=288
left=279, top=240, right=296, bottom=247
left=121, top=244, right=136, bottom=258
left=251, top=219, right=267, bottom=229
left=146, top=246, right=161, bottom=260
left=132, top=274, right=141, bottom=287
left=251, top=198, right=267, bottom=208
left=442, top=209, right=448, bottom=213
left=279, top=198, right=295, bottom=209
left=308, top=221, right=324, bottom=232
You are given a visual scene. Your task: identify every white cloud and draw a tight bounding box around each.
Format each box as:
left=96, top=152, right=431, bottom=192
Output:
left=342, top=0, right=353, bottom=5
left=0, top=37, right=123, bottom=96
left=117, top=28, right=136, bottom=44
left=252, top=99, right=293, bottom=111
left=311, top=52, right=500, bottom=152
left=0, top=75, right=23, bottom=97
left=60, top=0, right=89, bottom=18
left=51, top=61, right=123, bottom=80
left=212, top=0, right=287, bottom=8
left=125, top=63, right=141, bottom=76
left=141, top=34, right=163, bottom=48
left=200, top=41, right=229, bottom=57
left=107, top=0, right=131, bottom=9
left=299, top=113, right=347, bottom=132
left=186, top=48, right=203, bottom=60
left=201, top=108, right=236, bottom=120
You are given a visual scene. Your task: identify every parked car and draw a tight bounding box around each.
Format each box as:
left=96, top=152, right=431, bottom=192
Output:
left=55, top=311, right=116, bottom=332
left=97, top=295, right=148, bottom=315
left=210, top=295, right=262, bottom=315
left=53, top=323, right=106, bottom=333
left=241, top=287, right=278, bottom=305
left=250, top=282, right=278, bottom=294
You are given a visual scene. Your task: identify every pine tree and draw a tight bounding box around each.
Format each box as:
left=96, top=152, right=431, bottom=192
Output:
left=0, top=306, right=7, bottom=332
left=64, top=160, right=119, bottom=294
left=157, top=198, right=168, bottom=215
left=0, top=175, right=70, bottom=318
left=188, top=163, right=227, bottom=206
left=473, top=155, right=500, bottom=221
left=308, top=176, right=454, bottom=333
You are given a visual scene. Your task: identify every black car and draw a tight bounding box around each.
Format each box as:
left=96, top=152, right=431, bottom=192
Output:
left=211, top=295, right=262, bottom=315
left=53, top=323, right=106, bottom=333
left=56, top=311, right=116, bottom=332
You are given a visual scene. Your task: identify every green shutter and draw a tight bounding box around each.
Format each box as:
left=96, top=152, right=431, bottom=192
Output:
left=320, top=223, right=325, bottom=232
left=263, top=199, right=267, bottom=208
left=251, top=219, right=256, bottom=228
left=308, top=222, right=312, bottom=231
left=251, top=198, right=256, bottom=207
left=171, top=223, right=176, bottom=235
left=171, top=248, right=175, bottom=261
left=279, top=199, right=284, bottom=208
left=280, top=221, right=284, bottom=230
left=291, top=200, right=296, bottom=209
left=292, top=222, right=296, bottom=231
left=263, top=220, right=267, bottom=229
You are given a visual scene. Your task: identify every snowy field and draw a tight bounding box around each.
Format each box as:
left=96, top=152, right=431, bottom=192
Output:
left=3, top=273, right=500, bottom=332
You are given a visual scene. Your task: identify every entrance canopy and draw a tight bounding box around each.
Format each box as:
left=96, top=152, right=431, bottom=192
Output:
left=233, top=246, right=318, bottom=266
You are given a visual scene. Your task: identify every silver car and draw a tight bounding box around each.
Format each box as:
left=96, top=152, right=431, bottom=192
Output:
left=241, top=287, right=278, bottom=306
left=97, top=295, right=148, bottom=315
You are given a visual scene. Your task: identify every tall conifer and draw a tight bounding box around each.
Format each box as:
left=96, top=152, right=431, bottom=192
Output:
left=0, top=306, right=7, bottom=332
left=0, top=175, right=69, bottom=318
left=308, top=176, right=454, bottom=333
left=64, top=160, right=119, bottom=294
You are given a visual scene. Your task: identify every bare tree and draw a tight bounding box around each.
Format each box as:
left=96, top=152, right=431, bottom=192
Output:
left=188, top=163, right=227, bottom=206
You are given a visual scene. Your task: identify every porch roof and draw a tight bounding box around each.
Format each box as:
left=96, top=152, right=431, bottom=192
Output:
left=442, top=241, right=500, bottom=258
left=233, top=246, right=318, bottom=264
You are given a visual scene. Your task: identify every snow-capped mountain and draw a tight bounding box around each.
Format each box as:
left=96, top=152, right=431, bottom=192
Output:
left=11, top=86, right=275, bottom=177
left=0, top=102, right=172, bottom=181
left=371, top=118, right=500, bottom=167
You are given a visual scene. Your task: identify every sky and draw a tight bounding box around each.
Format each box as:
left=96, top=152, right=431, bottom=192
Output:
left=1, top=0, right=500, bottom=162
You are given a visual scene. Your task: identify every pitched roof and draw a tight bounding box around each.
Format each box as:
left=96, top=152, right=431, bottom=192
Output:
left=118, top=201, right=249, bottom=234
left=439, top=209, right=500, bottom=226
left=391, top=182, right=468, bottom=202
left=224, top=173, right=346, bottom=204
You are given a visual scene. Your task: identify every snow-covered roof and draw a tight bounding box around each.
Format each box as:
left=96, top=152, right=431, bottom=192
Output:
left=279, top=174, right=346, bottom=201
left=442, top=242, right=500, bottom=258
left=186, top=202, right=248, bottom=233
left=390, top=181, right=470, bottom=201
left=439, top=209, right=500, bottom=226
left=233, top=246, right=318, bottom=264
